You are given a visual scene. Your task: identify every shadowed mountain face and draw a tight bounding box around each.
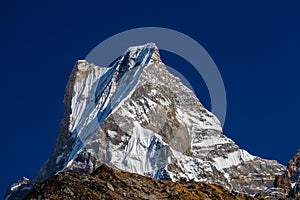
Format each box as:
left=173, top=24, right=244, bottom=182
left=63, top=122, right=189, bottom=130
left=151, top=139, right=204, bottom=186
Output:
left=6, top=43, right=286, bottom=199
left=25, top=163, right=259, bottom=200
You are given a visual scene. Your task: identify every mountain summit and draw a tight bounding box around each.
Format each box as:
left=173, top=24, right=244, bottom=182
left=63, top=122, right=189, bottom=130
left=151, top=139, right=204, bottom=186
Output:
left=6, top=43, right=285, bottom=199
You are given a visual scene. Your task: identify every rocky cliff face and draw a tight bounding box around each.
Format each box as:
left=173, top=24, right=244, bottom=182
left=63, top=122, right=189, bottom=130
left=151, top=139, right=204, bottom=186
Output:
left=6, top=43, right=285, bottom=199
left=257, top=150, right=300, bottom=199
left=285, top=150, right=300, bottom=198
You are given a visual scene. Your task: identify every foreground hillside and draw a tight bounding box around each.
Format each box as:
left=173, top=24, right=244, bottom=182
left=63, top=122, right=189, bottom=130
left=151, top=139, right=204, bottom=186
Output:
left=25, top=163, right=259, bottom=200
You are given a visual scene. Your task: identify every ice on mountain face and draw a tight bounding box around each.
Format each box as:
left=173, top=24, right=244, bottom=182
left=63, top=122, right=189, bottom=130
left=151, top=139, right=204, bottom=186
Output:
left=28, top=42, right=285, bottom=198
left=213, top=149, right=256, bottom=170
left=63, top=44, right=159, bottom=168
left=70, top=44, right=156, bottom=138
left=111, top=122, right=169, bottom=176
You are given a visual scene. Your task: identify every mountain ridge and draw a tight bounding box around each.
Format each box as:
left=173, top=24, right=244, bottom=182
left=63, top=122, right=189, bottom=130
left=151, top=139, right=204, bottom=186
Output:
left=6, top=43, right=286, bottom=199
left=24, top=163, right=260, bottom=200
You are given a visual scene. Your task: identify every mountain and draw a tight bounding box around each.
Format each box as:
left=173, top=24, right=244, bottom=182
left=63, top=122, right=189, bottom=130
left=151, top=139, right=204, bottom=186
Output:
left=281, top=150, right=300, bottom=198
left=6, top=43, right=285, bottom=199
left=256, top=150, right=300, bottom=199
left=24, top=163, right=258, bottom=200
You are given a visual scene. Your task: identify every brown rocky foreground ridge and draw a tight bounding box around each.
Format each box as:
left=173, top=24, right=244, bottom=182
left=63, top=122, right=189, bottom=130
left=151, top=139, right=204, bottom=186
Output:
left=25, top=163, right=260, bottom=200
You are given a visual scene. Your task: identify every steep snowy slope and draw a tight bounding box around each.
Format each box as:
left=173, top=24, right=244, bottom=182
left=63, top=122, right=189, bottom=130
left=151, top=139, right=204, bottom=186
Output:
left=6, top=43, right=285, bottom=199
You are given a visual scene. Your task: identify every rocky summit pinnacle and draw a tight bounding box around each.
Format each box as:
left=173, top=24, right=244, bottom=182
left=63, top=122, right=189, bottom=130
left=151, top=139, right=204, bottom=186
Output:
left=6, top=43, right=286, bottom=199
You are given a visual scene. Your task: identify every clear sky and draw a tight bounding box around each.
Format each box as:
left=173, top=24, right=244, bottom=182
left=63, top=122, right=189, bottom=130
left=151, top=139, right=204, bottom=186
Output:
left=1, top=0, right=300, bottom=198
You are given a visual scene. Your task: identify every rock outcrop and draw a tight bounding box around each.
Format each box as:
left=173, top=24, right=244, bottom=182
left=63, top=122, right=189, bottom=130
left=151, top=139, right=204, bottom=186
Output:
left=256, top=150, right=300, bottom=199
left=25, top=163, right=259, bottom=200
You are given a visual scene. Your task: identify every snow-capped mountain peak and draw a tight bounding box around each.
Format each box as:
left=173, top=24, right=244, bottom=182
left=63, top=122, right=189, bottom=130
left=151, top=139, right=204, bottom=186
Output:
left=6, top=43, right=285, bottom=199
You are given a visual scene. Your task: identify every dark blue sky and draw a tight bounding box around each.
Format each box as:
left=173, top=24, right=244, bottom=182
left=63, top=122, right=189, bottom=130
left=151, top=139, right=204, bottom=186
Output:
left=1, top=0, right=300, bottom=198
